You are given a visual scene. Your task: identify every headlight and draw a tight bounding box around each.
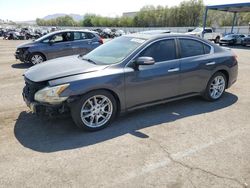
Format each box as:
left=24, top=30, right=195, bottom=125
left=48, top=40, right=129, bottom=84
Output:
left=34, top=84, right=69, bottom=104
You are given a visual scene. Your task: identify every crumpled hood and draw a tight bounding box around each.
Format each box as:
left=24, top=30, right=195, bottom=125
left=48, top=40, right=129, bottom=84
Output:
left=17, top=41, right=37, bottom=48
left=24, top=55, right=108, bottom=82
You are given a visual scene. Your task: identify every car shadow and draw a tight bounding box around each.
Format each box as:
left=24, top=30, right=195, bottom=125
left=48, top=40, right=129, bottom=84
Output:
left=11, top=63, right=32, bottom=69
left=14, top=92, right=238, bottom=153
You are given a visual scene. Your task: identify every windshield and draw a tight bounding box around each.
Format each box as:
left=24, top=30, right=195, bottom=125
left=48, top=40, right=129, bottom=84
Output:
left=34, top=32, right=54, bottom=42
left=192, top=28, right=203, bottom=32
left=81, top=36, right=146, bottom=65
left=224, top=34, right=236, bottom=39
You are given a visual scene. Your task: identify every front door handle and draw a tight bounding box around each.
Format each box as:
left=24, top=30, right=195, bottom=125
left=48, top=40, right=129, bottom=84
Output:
left=206, top=62, right=216, bottom=66
left=168, top=68, right=180, bottom=72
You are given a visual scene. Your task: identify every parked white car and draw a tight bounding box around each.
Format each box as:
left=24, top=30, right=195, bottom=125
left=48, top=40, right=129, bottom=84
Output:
left=187, top=27, right=222, bottom=43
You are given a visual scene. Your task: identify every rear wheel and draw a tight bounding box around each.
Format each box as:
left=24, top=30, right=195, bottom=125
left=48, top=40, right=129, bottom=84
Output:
left=203, top=72, right=227, bottom=101
left=29, top=53, right=45, bottom=65
left=71, top=90, right=117, bottom=131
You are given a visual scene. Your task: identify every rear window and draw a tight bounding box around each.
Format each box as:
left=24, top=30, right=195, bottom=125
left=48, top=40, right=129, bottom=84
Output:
left=179, top=39, right=211, bottom=58
left=74, top=32, right=95, bottom=40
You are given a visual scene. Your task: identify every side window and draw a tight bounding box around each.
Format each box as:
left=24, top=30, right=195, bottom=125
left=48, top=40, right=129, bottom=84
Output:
left=50, top=32, right=72, bottom=43
left=139, top=39, right=176, bottom=62
left=86, top=32, right=95, bottom=39
left=42, top=38, right=50, bottom=43
left=204, top=44, right=211, bottom=54
left=204, top=29, right=212, bottom=33
left=74, top=32, right=82, bottom=40
left=74, top=32, right=94, bottom=40
left=179, top=39, right=205, bottom=58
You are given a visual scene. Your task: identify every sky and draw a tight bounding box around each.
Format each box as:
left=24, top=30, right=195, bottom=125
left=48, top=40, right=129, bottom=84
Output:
left=0, top=0, right=249, bottom=21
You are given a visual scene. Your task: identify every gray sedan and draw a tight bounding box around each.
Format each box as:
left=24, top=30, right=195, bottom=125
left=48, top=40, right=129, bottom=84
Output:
left=15, top=30, right=103, bottom=65
left=23, top=34, right=238, bottom=131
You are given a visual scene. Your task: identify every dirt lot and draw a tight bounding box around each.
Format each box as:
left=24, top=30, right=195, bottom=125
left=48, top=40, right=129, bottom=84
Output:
left=0, top=40, right=250, bottom=188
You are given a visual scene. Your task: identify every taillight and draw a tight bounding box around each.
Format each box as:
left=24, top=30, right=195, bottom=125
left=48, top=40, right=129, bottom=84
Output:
left=232, top=51, right=238, bottom=60
left=99, top=38, right=104, bottom=44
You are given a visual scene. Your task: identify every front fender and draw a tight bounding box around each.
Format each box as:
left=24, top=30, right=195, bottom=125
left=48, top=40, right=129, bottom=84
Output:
left=49, top=68, right=126, bottom=112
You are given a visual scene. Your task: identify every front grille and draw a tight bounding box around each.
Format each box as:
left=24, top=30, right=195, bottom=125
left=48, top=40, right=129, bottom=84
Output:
left=23, top=77, right=47, bottom=102
left=16, top=48, right=26, bottom=56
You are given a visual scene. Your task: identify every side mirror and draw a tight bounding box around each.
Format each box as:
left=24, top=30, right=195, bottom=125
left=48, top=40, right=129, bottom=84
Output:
left=49, top=40, right=54, bottom=45
left=134, top=56, right=155, bottom=66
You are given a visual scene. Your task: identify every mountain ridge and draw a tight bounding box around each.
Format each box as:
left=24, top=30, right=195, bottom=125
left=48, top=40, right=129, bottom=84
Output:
left=43, top=13, right=84, bottom=21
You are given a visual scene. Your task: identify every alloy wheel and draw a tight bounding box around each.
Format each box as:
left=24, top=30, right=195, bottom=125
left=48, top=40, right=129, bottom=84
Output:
left=31, top=54, right=44, bottom=64
left=209, top=75, right=225, bottom=99
left=80, top=95, right=113, bottom=128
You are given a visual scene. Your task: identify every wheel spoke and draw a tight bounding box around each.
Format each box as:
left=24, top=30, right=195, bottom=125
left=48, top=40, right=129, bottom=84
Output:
left=95, top=115, right=99, bottom=124
left=100, top=97, right=107, bottom=105
left=87, top=99, right=94, bottom=108
left=81, top=108, right=91, bottom=113
left=103, top=110, right=111, bottom=115
left=83, top=113, right=92, bottom=118
left=93, top=96, right=97, bottom=106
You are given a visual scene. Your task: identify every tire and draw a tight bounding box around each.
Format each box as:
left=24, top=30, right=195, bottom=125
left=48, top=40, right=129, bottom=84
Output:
left=70, top=90, right=117, bottom=131
left=203, top=72, right=227, bottom=101
left=29, top=53, right=45, bottom=65
left=215, top=36, right=220, bottom=43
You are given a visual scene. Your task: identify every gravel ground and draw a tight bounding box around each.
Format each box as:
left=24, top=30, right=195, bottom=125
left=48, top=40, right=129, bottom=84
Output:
left=0, top=40, right=249, bottom=188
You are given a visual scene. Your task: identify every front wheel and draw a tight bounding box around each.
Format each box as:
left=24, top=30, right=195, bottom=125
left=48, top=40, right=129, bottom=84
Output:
left=203, top=72, right=227, bottom=101
left=70, top=90, right=117, bottom=131
left=29, top=53, right=45, bottom=65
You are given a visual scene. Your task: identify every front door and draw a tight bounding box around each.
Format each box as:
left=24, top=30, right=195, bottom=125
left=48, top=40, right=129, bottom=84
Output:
left=125, top=39, right=181, bottom=109
left=45, top=32, right=74, bottom=59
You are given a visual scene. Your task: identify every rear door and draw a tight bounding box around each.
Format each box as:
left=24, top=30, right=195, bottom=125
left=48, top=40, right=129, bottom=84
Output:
left=45, top=32, right=74, bottom=59
left=178, top=38, right=214, bottom=94
left=72, top=32, right=100, bottom=55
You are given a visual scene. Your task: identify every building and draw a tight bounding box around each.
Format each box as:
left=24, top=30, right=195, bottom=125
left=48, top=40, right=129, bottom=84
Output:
left=122, top=11, right=138, bottom=18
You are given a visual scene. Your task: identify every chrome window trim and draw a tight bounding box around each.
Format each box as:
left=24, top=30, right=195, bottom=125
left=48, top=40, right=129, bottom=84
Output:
left=125, top=36, right=214, bottom=68
left=176, top=37, right=214, bottom=60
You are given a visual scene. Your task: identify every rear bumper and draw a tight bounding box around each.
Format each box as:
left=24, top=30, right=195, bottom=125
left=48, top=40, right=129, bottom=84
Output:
left=219, top=40, right=233, bottom=45
left=227, top=62, right=238, bottom=88
left=242, top=40, right=250, bottom=45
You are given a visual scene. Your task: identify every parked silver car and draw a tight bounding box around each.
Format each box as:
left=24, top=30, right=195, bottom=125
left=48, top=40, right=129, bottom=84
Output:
left=15, top=30, right=103, bottom=65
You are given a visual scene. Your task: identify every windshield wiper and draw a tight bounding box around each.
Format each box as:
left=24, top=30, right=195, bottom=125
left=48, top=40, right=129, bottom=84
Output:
left=81, top=57, right=97, bottom=64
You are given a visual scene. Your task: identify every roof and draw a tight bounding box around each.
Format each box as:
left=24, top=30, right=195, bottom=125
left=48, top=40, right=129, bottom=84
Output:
left=126, top=33, right=205, bottom=40
left=206, top=2, right=250, bottom=13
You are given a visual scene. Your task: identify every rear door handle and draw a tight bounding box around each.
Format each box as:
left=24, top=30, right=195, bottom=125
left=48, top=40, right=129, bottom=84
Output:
left=168, top=68, right=180, bottom=72
left=206, top=62, right=216, bottom=66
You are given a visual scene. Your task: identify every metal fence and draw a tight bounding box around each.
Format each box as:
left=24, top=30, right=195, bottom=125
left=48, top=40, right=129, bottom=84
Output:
left=61, top=26, right=250, bottom=35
